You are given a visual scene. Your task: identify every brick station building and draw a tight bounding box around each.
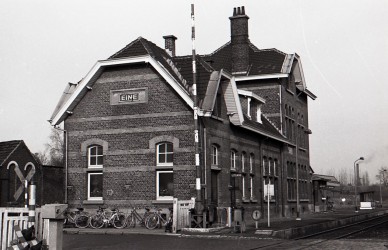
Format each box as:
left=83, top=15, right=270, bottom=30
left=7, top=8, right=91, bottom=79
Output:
left=50, top=6, right=316, bottom=220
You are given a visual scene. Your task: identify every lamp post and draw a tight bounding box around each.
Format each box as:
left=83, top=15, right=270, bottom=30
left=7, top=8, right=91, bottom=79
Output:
left=354, top=157, right=364, bottom=212
left=379, top=169, right=387, bottom=207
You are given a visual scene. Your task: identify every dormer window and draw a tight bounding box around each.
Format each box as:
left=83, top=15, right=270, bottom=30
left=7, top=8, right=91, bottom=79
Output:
left=247, top=97, right=252, bottom=119
left=256, top=104, right=262, bottom=123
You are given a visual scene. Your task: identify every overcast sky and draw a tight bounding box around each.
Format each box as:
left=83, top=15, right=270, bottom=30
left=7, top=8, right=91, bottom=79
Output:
left=1, top=0, right=387, bottom=183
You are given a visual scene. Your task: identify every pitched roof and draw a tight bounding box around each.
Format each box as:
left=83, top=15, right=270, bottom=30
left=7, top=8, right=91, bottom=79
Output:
left=110, top=37, right=191, bottom=92
left=242, top=115, right=288, bottom=143
left=202, top=41, right=287, bottom=75
left=0, top=140, right=22, bottom=166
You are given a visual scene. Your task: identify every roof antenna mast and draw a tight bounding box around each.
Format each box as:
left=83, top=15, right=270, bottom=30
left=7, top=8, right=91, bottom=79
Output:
left=191, top=3, right=203, bottom=214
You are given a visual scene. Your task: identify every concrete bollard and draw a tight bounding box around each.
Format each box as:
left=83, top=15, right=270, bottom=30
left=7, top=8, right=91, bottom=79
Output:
left=41, top=204, right=68, bottom=250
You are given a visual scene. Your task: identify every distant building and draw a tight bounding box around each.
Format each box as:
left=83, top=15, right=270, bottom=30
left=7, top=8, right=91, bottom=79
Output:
left=0, top=140, right=64, bottom=207
left=50, top=6, right=316, bottom=219
left=0, top=140, right=41, bottom=207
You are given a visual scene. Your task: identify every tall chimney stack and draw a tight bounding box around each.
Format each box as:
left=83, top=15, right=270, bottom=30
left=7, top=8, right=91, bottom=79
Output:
left=163, top=35, right=177, bottom=57
left=230, top=6, right=249, bottom=74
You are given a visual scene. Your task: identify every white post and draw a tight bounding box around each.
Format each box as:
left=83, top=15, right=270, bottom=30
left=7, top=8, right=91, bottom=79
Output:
left=267, top=178, right=270, bottom=228
left=172, top=198, right=178, bottom=233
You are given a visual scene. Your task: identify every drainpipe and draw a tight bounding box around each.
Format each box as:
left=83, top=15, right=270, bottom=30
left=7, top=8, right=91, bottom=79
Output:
left=53, top=126, right=68, bottom=204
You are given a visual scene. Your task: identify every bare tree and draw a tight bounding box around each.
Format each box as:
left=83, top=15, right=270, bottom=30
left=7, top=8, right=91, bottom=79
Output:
left=338, top=167, right=348, bottom=186
left=361, top=171, right=370, bottom=186
left=376, top=166, right=388, bottom=186
left=35, top=128, right=64, bottom=166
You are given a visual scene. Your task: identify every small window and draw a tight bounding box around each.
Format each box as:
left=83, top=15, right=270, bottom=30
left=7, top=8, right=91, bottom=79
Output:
left=88, top=145, right=103, bottom=168
left=157, top=142, right=173, bottom=166
left=230, top=150, right=237, bottom=170
left=241, top=152, right=246, bottom=172
left=249, top=154, right=254, bottom=174
left=88, top=172, right=103, bottom=200
left=156, top=170, right=174, bottom=200
left=256, top=104, right=262, bottom=123
left=211, top=145, right=218, bottom=166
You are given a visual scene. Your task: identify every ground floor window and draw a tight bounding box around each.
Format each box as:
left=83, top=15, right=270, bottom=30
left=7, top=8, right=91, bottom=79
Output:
left=156, top=170, right=174, bottom=200
left=88, top=172, right=103, bottom=200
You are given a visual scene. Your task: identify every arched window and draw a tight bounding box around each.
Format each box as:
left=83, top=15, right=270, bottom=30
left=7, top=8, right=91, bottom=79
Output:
left=241, top=152, right=246, bottom=172
left=156, top=142, right=173, bottom=166
left=88, top=145, right=103, bottom=168
left=230, top=149, right=237, bottom=170
left=211, top=145, right=219, bottom=166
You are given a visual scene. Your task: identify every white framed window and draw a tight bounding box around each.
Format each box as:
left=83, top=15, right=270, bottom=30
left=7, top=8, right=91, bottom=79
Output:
left=241, top=152, right=246, bottom=172
left=157, top=142, right=173, bottom=166
left=156, top=170, right=174, bottom=200
left=211, top=145, right=218, bottom=166
left=88, top=145, right=103, bottom=168
left=256, top=104, right=262, bottom=123
left=88, top=172, right=103, bottom=200
left=242, top=176, right=246, bottom=199
left=247, top=97, right=251, bottom=118
left=250, top=176, right=254, bottom=199
left=249, top=154, right=254, bottom=174
left=230, top=150, right=237, bottom=170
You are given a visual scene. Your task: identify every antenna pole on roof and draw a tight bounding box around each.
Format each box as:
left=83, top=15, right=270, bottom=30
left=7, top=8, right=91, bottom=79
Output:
left=191, top=3, right=203, bottom=214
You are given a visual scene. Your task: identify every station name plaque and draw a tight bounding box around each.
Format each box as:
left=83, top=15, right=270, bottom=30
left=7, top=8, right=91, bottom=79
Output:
left=110, top=88, right=148, bottom=105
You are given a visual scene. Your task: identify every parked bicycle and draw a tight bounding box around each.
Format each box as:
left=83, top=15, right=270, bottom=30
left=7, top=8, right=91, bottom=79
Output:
left=89, top=207, right=126, bottom=229
left=145, top=207, right=173, bottom=232
left=126, top=206, right=152, bottom=228
left=63, top=207, right=90, bottom=228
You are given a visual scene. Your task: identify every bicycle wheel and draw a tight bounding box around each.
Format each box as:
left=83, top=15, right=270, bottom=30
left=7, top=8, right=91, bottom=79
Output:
left=113, top=213, right=127, bottom=229
left=145, top=214, right=159, bottom=230
left=75, top=214, right=89, bottom=229
left=126, top=214, right=135, bottom=228
left=89, top=214, right=104, bottom=229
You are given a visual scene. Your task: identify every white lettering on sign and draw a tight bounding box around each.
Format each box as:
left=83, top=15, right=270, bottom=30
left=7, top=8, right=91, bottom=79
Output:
left=119, top=93, right=139, bottom=102
left=110, top=88, right=148, bottom=105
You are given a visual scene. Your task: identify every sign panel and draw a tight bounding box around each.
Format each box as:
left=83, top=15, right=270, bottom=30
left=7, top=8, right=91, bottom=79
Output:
left=110, top=88, right=148, bottom=105
left=263, top=184, right=274, bottom=196
left=252, top=210, right=262, bottom=221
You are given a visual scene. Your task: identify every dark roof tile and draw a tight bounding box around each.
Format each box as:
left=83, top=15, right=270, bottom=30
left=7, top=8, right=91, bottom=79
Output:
left=0, top=140, right=22, bottom=166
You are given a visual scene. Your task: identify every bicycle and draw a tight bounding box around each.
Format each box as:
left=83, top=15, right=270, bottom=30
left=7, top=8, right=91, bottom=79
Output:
left=89, top=207, right=126, bottom=229
left=145, top=207, right=173, bottom=232
left=126, top=206, right=152, bottom=228
left=63, top=207, right=90, bottom=228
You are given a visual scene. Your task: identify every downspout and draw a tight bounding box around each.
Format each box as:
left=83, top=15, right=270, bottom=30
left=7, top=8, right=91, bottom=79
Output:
left=53, top=125, right=68, bottom=204
left=281, top=143, right=285, bottom=217
left=204, top=127, right=207, bottom=205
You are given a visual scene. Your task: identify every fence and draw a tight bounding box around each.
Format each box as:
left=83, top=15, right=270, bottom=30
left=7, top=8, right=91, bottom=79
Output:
left=172, top=198, right=195, bottom=233
left=0, top=207, right=43, bottom=250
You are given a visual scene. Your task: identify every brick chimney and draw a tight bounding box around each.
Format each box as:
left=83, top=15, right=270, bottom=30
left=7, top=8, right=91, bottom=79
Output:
left=163, top=35, right=177, bottom=57
left=230, top=6, right=249, bottom=74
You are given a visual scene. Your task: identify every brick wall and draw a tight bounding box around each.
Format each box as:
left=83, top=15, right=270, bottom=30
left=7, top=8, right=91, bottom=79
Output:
left=65, top=64, right=196, bottom=208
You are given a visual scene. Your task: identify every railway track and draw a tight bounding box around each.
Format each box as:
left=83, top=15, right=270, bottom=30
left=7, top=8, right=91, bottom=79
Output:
left=249, top=214, right=388, bottom=250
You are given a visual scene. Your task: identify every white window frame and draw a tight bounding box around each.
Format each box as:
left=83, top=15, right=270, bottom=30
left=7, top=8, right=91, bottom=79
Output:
left=87, top=172, right=103, bottom=201
left=257, top=104, right=262, bottom=123
left=247, top=97, right=251, bottom=119
left=88, top=145, right=103, bottom=169
left=156, top=142, right=173, bottom=166
left=241, top=152, right=246, bottom=172
left=249, top=154, right=254, bottom=174
left=242, top=176, right=246, bottom=199
left=250, top=176, right=254, bottom=199
left=156, top=170, right=174, bottom=200
left=230, top=150, right=237, bottom=170
left=211, top=145, right=218, bottom=166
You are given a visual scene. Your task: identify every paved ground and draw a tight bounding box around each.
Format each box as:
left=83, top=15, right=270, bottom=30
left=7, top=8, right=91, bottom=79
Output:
left=64, top=207, right=388, bottom=239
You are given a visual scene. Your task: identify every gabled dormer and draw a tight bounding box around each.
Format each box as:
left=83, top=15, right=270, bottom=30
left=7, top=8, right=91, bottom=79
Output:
left=237, top=89, right=265, bottom=124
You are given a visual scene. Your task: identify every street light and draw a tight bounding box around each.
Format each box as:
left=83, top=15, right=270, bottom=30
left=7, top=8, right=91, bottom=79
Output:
left=379, top=169, right=387, bottom=207
left=354, top=157, right=364, bottom=212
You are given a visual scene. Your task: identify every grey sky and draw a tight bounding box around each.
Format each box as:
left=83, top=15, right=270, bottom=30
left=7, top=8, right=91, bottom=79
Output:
left=1, top=0, right=387, bottom=183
